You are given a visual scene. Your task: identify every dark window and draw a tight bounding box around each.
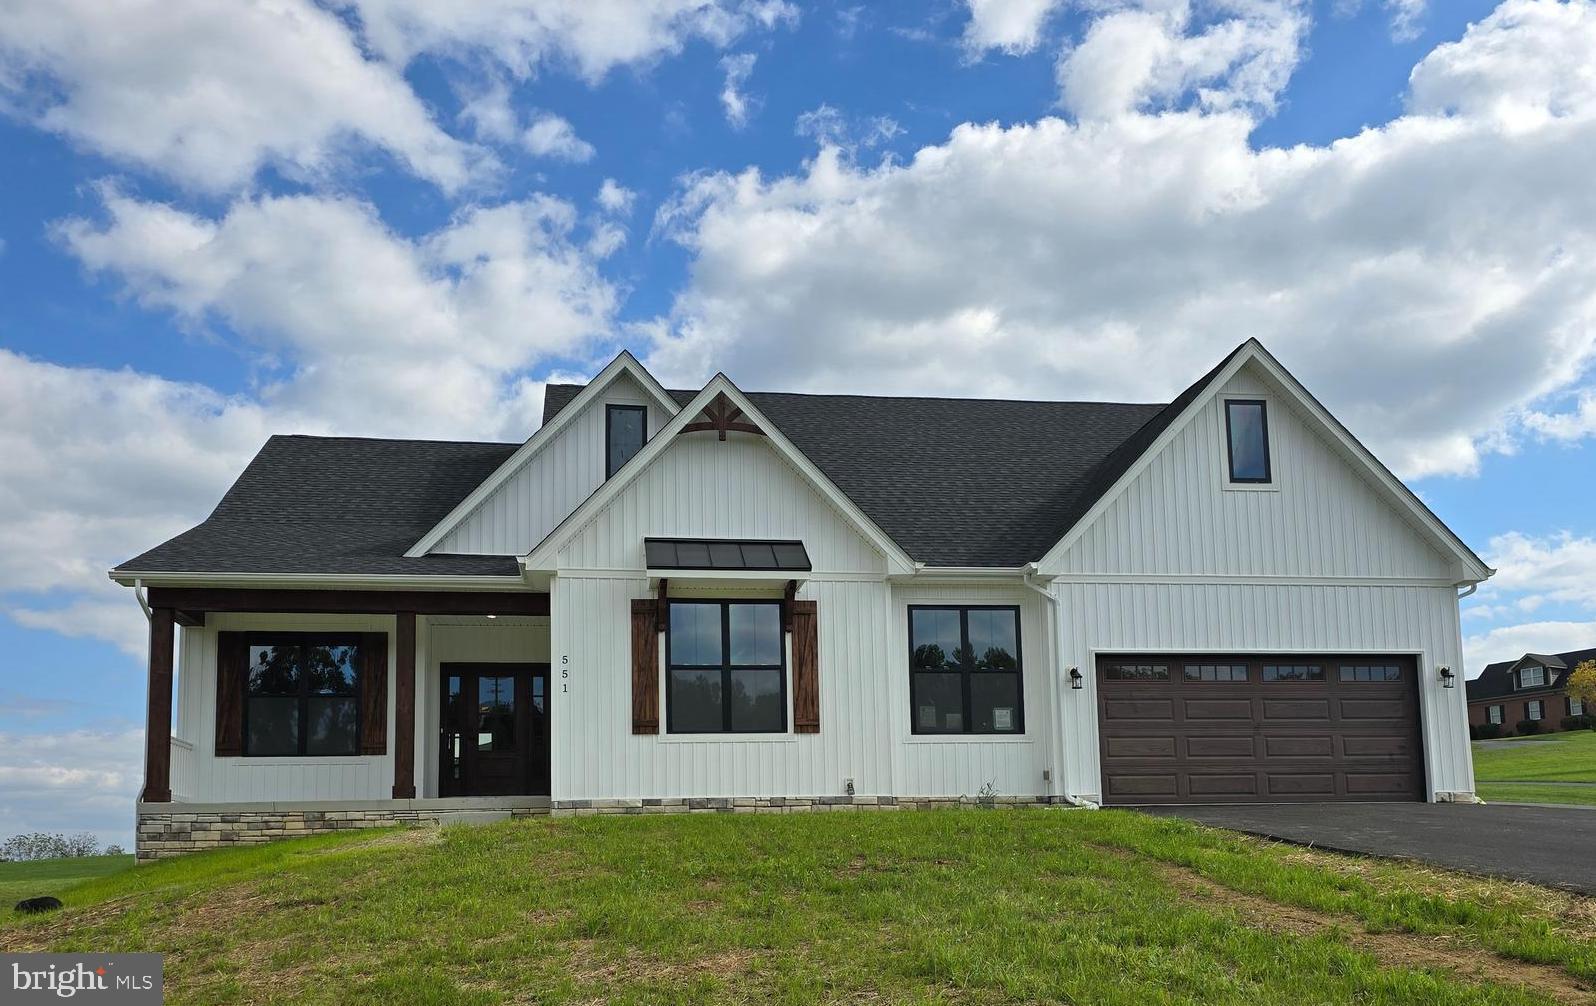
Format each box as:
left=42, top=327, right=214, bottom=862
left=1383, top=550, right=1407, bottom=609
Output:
left=1104, top=663, right=1169, bottom=681
left=605, top=404, right=647, bottom=478
left=666, top=601, right=785, bottom=733
left=1225, top=400, right=1271, bottom=483
left=1185, top=663, right=1249, bottom=682
left=1263, top=664, right=1324, bottom=682
left=245, top=636, right=361, bottom=757
left=909, top=606, right=1022, bottom=734
left=1339, top=664, right=1403, bottom=682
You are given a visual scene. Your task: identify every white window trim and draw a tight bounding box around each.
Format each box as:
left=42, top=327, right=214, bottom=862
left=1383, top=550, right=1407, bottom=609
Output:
left=1527, top=699, right=1544, bottom=721
left=1520, top=664, right=1546, bottom=689
left=1217, top=393, right=1281, bottom=493
left=1487, top=705, right=1503, bottom=725
left=1572, top=697, right=1585, bottom=716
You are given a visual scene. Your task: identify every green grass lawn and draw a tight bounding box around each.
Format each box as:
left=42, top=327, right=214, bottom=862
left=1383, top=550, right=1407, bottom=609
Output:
left=1474, top=729, right=1596, bottom=806
left=0, top=854, right=134, bottom=908
left=5, top=811, right=1596, bottom=1005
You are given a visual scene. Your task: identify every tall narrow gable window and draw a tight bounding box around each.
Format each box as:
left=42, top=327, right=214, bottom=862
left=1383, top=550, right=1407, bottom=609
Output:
left=1224, top=400, right=1271, bottom=483
left=606, top=404, right=647, bottom=478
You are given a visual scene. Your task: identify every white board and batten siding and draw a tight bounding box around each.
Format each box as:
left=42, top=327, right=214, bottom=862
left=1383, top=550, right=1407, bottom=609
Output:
left=437, top=372, right=667, bottom=556
left=1045, top=367, right=1476, bottom=801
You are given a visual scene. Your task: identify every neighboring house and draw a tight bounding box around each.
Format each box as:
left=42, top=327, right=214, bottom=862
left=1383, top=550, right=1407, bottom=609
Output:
left=1467, top=648, right=1596, bottom=734
left=114, top=340, right=1492, bottom=859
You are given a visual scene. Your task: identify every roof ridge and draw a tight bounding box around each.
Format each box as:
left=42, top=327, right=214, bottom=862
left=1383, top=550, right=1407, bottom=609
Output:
left=546, top=380, right=1169, bottom=409
left=268, top=433, right=519, bottom=448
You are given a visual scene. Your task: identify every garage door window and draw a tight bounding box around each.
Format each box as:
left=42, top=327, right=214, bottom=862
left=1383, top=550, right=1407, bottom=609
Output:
left=909, top=606, right=1022, bottom=734
left=1185, top=663, right=1248, bottom=682
left=1339, top=664, right=1403, bottom=682
left=1263, top=664, right=1324, bottom=681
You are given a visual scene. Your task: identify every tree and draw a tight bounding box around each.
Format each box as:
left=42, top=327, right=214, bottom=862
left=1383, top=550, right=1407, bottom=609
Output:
left=1568, top=660, right=1596, bottom=715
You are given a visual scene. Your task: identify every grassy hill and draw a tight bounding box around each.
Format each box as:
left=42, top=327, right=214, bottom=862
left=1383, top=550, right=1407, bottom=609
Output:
left=0, top=853, right=132, bottom=907
left=4, top=809, right=1594, bottom=1005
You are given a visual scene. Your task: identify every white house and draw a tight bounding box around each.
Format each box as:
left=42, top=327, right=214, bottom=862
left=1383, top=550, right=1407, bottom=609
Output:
left=113, top=340, right=1491, bottom=859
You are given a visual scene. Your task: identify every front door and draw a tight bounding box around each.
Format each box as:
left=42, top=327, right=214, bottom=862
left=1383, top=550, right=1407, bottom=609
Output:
left=439, top=663, right=549, bottom=797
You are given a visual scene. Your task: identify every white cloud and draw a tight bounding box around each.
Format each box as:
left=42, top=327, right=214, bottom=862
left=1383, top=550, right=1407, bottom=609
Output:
left=523, top=112, right=597, bottom=161
left=597, top=178, right=638, bottom=215
left=649, top=0, right=1596, bottom=480
left=1464, top=620, right=1596, bottom=675
left=56, top=187, right=618, bottom=437
left=1056, top=1, right=1311, bottom=119
left=719, top=52, right=759, bottom=128
left=1481, top=531, right=1596, bottom=611
left=0, top=725, right=145, bottom=847
left=0, top=0, right=488, bottom=194
left=962, top=0, right=1063, bottom=55
left=795, top=104, right=903, bottom=152
left=1523, top=390, right=1596, bottom=441
left=339, top=0, right=798, bottom=81
left=1386, top=0, right=1427, bottom=40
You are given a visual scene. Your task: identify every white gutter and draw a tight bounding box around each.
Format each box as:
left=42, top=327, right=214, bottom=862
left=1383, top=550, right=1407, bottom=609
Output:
left=109, top=570, right=531, bottom=590
left=132, top=578, right=152, bottom=622
left=1457, top=583, right=1479, bottom=600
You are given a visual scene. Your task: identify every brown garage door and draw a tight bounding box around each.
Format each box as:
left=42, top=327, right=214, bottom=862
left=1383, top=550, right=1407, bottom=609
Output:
left=1097, top=654, right=1425, bottom=804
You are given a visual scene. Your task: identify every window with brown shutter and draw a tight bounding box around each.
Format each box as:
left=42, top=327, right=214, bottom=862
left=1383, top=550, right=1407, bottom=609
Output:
left=791, top=600, right=819, bottom=733
left=631, top=599, right=660, bottom=733
left=214, top=632, right=247, bottom=756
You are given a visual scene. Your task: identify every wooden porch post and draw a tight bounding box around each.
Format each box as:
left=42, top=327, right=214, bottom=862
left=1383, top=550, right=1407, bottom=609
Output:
left=142, top=607, right=175, bottom=803
left=393, top=611, right=417, bottom=799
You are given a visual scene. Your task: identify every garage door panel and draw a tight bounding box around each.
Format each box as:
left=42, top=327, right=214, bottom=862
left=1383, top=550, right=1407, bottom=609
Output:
left=1261, top=698, right=1331, bottom=720
left=1107, top=775, right=1179, bottom=797
left=1188, top=774, right=1258, bottom=795
left=1099, top=653, right=1423, bottom=805
left=1105, top=735, right=1177, bottom=759
left=1265, top=773, right=1336, bottom=796
left=1264, top=735, right=1333, bottom=758
left=1187, top=736, right=1254, bottom=758
left=1103, top=699, right=1175, bottom=721
left=1182, top=698, right=1253, bottom=719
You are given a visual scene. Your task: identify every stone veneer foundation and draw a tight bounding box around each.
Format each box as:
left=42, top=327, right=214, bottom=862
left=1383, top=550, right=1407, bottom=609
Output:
left=136, top=794, right=1062, bottom=859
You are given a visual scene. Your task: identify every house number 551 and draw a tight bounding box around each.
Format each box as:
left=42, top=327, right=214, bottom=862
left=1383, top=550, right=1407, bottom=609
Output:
left=561, top=655, right=569, bottom=692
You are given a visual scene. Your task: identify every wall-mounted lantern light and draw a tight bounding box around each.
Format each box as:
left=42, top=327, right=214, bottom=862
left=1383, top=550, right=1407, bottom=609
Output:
left=1068, top=667, right=1083, bottom=690
left=1439, top=666, right=1455, bottom=688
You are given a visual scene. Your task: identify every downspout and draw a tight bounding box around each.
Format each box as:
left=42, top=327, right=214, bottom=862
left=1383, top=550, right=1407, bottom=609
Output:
left=1457, top=583, right=1478, bottom=600
left=1021, top=571, right=1098, bottom=817
left=133, top=578, right=152, bottom=622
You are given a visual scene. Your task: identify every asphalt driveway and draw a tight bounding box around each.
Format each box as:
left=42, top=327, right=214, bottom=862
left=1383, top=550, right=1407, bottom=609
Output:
left=1146, top=802, right=1596, bottom=894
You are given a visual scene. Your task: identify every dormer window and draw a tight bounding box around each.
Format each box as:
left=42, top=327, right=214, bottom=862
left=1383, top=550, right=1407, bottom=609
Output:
left=606, top=404, right=647, bottom=478
left=1520, top=664, right=1546, bottom=689
left=1225, top=400, right=1271, bottom=484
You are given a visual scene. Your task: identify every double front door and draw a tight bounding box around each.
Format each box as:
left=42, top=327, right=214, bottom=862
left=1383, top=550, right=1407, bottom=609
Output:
left=439, top=663, right=549, bottom=797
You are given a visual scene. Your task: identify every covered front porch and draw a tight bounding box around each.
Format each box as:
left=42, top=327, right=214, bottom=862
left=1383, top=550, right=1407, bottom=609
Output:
left=137, top=586, right=553, bottom=858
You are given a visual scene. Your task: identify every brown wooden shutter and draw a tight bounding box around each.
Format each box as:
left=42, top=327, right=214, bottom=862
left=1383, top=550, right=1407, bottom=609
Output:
left=359, top=632, right=389, bottom=755
left=631, top=599, right=660, bottom=734
left=791, top=600, right=819, bottom=733
left=214, top=632, right=247, bottom=756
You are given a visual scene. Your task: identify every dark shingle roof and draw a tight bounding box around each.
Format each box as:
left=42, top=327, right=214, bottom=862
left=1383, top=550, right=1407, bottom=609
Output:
left=116, top=435, right=522, bottom=577
left=545, top=381, right=1189, bottom=567
left=1468, top=647, right=1596, bottom=701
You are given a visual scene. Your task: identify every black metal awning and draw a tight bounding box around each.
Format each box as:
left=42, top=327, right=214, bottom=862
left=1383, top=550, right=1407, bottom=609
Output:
left=644, top=537, right=811, bottom=572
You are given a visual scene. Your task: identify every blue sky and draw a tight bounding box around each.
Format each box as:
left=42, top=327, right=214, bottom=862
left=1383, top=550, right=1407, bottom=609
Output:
left=2, top=0, right=1594, bottom=844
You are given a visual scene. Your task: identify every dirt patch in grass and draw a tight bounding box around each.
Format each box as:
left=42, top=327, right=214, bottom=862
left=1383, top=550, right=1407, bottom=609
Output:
left=566, top=938, right=757, bottom=985
left=1156, top=860, right=1594, bottom=1004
